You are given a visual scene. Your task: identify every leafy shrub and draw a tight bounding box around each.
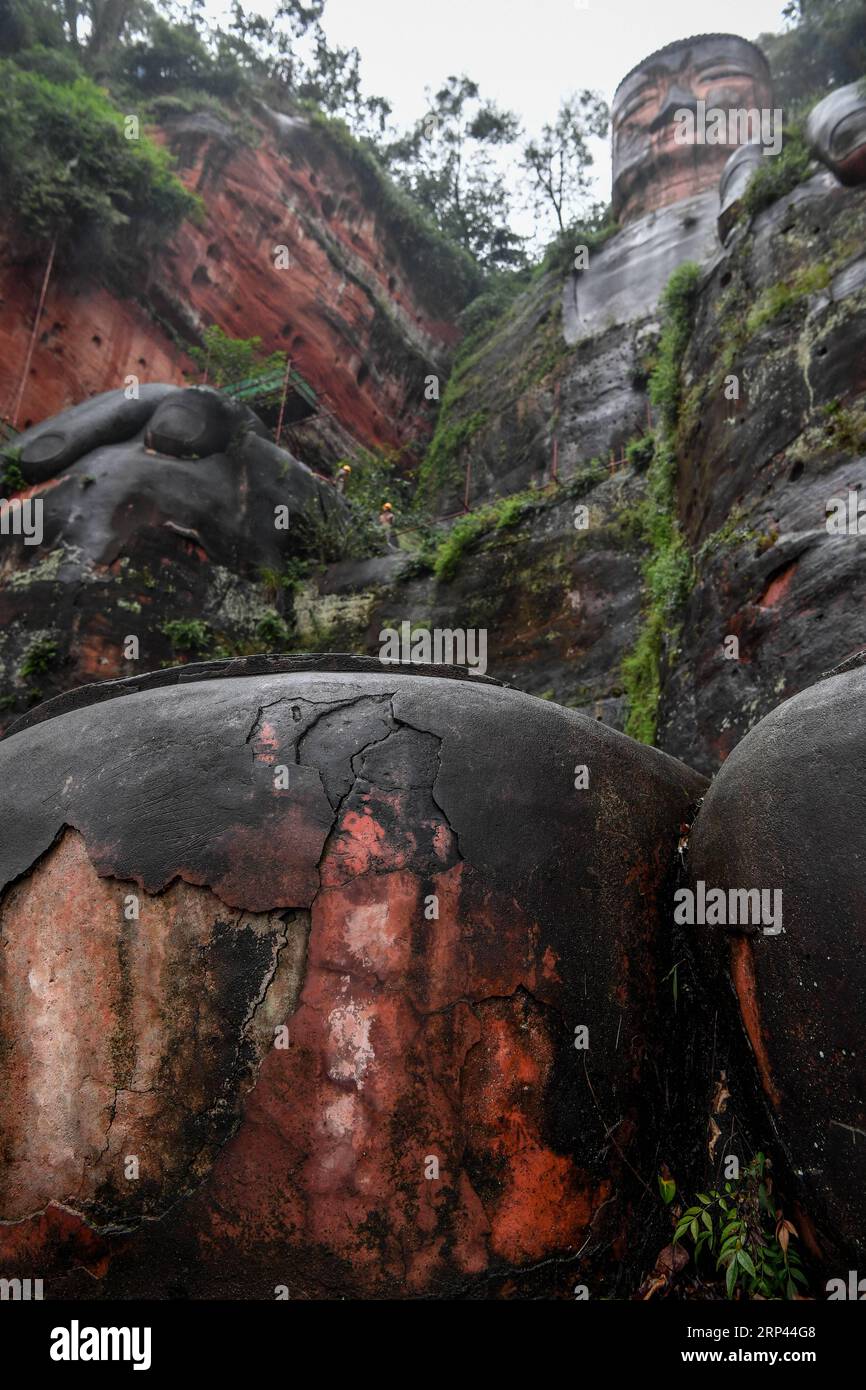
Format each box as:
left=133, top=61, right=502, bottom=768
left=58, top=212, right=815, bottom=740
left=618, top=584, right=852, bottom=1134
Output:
left=161, top=618, right=213, bottom=655
left=256, top=611, right=292, bottom=648
left=19, top=636, right=58, bottom=678
left=188, top=325, right=284, bottom=387
left=0, top=60, right=198, bottom=277
left=671, top=1153, right=807, bottom=1300
left=625, top=434, right=655, bottom=470
left=0, top=452, right=26, bottom=496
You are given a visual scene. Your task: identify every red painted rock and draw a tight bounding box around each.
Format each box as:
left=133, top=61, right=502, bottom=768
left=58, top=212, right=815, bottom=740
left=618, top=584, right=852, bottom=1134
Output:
left=0, top=655, right=705, bottom=1297
left=686, top=656, right=866, bottom=1263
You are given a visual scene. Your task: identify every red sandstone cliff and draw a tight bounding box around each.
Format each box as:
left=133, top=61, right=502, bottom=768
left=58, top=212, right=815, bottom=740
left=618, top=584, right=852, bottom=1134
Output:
left=0, top=106, right=475, bottom=467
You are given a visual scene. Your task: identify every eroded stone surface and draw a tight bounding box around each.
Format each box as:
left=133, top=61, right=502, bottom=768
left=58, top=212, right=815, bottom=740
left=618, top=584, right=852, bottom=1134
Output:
left=0, top=386, right=346, bottom=729
left=686, top=661, right=866, bottom=1260
left=0, top=660, right=705, bottom=1297
left=0, top=828, right=309, bottom=1225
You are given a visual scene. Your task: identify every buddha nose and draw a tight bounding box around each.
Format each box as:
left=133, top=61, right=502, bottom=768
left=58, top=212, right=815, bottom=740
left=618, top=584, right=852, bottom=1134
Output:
left=650, top=83, right=697, bottom=132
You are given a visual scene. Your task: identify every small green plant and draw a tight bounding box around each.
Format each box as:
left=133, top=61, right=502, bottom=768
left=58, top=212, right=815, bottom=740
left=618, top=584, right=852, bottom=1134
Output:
left=161, top=618, right=213, bottom=655
left=672, top=1153, right=807, bottom=1300
left=256, top=612, right=291, bottom=649
left=822, top=400, right=866, bottom=453
left=0, top=452, right=26, bottom=494
left=697, top=506, right=759, bottom=563
left=19, top=636, right=58, bottom=679
left=625, top=434, right=655, bottom=470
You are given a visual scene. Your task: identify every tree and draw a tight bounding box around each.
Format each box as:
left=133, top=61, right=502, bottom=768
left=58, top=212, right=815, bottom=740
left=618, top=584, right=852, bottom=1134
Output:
left=188, top=325, right=285, bottom=388
left=521, top=91, right=608, bottom=237
left=385, top=75, right=524, bottom=271
left=0, top=0, right=65, bottom=54
left=212, top=1, right=391, bottom=137
left=51, top=0, right=144, bottom=55
left=759, top=0, right=866, bottom=109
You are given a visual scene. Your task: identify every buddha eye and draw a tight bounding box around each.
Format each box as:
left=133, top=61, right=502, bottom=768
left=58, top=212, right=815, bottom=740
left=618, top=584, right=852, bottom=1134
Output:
left=699, top=68, right=751, bottom=82
left=620, top=89, right=656, bottom=122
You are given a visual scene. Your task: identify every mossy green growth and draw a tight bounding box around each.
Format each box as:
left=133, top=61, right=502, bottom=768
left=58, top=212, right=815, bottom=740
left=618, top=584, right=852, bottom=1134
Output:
left=432, top=488, right=539, bottom=582
left=745, top=261, right=831, bottom=335
left=822, top=399, right=866, bottom=453
left=647, top=261, right=702, bottom=430
left=739, top=121, right=813, bottom=221
left=697, top=506, right=759, bottom=562
left=622, top=263, right=700, bottom=746
left=417, top=406, right=488, bottom=505
left=621, top=616, right=664, bottom=746
left=621, top=438, right=694, bottom=745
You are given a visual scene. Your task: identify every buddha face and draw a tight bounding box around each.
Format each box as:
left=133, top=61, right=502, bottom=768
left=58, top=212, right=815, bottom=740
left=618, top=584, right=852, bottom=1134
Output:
left=612, top=35, right=773, bottom=224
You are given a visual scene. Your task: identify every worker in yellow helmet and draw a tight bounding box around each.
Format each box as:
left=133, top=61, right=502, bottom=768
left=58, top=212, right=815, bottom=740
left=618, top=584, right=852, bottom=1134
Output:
left=336, top=463, right=352, bottom=495
left=379, top=500, right=397, bottom=548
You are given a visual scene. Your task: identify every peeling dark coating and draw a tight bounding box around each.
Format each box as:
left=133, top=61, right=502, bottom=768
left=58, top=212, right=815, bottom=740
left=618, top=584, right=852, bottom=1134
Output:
left=0, top=660, right=705, bottom=1297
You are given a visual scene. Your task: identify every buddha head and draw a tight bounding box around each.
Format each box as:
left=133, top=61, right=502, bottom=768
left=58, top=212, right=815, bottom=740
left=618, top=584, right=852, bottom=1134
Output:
left=612, top=34, right=773, bottom=224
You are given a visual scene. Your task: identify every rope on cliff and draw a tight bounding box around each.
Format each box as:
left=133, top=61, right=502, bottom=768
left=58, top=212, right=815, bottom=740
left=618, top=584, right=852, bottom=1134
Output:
left=275, top=356, right=293, bottom=446
left=10, top=235, right=58, bottom=430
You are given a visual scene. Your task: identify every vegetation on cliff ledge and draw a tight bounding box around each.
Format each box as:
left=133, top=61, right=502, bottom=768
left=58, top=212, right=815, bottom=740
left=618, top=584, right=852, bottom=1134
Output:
left=0, top=53, right=198, bottom=275
left=622, top=261, right=700, bottom=745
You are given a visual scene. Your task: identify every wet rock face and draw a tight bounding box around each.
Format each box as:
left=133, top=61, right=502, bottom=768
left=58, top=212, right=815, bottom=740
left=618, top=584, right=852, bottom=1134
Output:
left=0, top=386, right=345, bottom=727
left=807, top=82, right=866, bottom=187
left=304, top=461, right=651, bottom=725
left=658, top=175, right=866, bottom=774
left=611, top=34, right=772, bottom=225
left=0, top=657, right=705, bottom=1297
left=686, top=661, right=866, bottom=1260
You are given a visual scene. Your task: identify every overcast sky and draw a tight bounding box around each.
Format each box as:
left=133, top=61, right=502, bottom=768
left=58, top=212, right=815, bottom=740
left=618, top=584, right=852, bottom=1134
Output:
left=319, top=0, right=789, bottom=140
left=209, top=0, right=793, bottom=232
